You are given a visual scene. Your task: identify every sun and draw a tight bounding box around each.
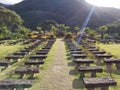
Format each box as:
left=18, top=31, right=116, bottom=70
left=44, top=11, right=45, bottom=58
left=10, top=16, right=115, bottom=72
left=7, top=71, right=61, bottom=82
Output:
left=85, top=0, right=120, bottom=9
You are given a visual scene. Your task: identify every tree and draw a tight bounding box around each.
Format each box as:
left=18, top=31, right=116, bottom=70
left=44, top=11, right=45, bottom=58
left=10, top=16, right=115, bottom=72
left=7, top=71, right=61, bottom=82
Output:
left=99, top=25, right=108, bottom=39
left=74, top=26, right=80, bottom=34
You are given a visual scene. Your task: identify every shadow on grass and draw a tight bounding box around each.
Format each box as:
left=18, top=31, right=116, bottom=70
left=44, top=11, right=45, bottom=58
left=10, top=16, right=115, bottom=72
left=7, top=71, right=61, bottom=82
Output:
left=72, top=78, right=85, bottom=89
left=69, top=69, right=79, bottom=75
left=68, top=61, right=76, bottom=66
left=113, top=70, right=120, bottom=75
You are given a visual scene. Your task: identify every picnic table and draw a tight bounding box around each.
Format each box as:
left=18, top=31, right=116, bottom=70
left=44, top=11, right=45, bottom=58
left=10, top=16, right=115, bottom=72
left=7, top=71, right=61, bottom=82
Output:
left=0, top=79, right=33, bottom=90
left=5, top=55, right=23, bottom=61
left=74, top=59, right=94, bottom=67
left=25, top=60, right=44, bottom=68
left=83, top=77, right=117, bottom=90
left=104, top=59, right=120, bottom=72
left=29, top=55, right=47, bottom=60
left=15, top=68, right=39, bottom=78
left=95, top=54, right=112, bottom=65
left=78, top=66, right=103, bottom=77
left=92, top=51, right=106, bottom=54
left=72, top=54, right=87, bottom=59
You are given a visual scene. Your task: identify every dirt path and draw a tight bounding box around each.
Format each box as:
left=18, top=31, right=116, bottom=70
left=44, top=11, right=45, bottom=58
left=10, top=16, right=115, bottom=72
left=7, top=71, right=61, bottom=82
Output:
left=36, top=39, right=77, bottom=90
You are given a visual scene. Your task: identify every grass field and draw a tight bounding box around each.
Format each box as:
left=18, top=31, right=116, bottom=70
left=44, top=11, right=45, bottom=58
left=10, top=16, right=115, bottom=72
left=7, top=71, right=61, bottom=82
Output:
left=96, top=43, right=120, bottom=90
left=96, top=43, right=120, bottom=57
left=0, top=44, right=24, bottom=59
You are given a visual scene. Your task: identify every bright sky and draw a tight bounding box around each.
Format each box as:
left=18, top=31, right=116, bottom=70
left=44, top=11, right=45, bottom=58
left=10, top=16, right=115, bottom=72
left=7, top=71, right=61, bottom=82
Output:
left=0, top=0, right=23, bottom=5
left=85, top=0, right=120, bottom=8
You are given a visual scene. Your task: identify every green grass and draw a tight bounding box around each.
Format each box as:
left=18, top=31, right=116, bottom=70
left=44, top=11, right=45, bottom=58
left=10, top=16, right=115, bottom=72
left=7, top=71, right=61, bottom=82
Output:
left=0, top=44, right=24, bottom=59
left=96, top=43, right=120, bottom=90
left=96, top=43, right=120, bottom=57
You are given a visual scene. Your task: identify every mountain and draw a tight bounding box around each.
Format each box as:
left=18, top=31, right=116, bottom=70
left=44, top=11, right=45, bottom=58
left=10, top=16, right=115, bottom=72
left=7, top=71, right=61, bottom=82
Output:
left=8, top=0, right=120, bottom=29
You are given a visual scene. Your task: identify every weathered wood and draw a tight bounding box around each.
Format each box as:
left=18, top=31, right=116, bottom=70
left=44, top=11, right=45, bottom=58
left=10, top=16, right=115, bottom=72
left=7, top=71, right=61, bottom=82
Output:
left=15, top=68, right=39, bottom=78
left=74, top=59, right=94, bottom=68
left=0, top=79, right=33, bottom=90
left=29, top=55, right=47, bottom=60
left=83, top=77, right=117, bottom=90
left=72, top=54, right=87, bottom=59
left=78, top=66, right=103, bottom=77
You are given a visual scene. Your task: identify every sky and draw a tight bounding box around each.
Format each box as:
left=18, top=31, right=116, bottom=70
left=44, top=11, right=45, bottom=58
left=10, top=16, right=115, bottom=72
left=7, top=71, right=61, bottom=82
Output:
left=85, top=0, right=120, bottom=9
left=0, top=0, right=23, bottom=5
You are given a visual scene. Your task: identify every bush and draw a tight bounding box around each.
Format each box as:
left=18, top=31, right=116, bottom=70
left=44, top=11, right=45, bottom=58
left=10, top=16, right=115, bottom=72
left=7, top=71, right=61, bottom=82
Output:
left=65, top=33, right=73, bottom=39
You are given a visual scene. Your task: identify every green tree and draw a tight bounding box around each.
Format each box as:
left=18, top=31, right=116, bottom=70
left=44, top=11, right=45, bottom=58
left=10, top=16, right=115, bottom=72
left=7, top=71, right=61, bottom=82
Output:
left=99, top=25, right=108, bottom=39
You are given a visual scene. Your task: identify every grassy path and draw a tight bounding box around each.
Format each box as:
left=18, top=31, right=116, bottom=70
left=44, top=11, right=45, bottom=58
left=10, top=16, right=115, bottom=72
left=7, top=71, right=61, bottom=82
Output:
left=29, top=39, right=77, bottom=90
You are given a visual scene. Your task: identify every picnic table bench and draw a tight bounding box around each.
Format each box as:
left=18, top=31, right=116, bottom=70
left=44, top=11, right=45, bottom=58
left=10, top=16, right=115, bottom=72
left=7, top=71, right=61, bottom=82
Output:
left=36, top=51, right=48, bottom=55
left=5, top=55, right=23, bottom=61
left=13, top=52, right=27, bottom=56
left=104, top=59, right=120, bottom=72
left=70, top=49, right=82, bottom=52
left=25, top=60, right=44, bottom=68
left=72, top=54, right=87, bottom=59
left=74, top=59, right=94, bottom=67
left=78, top=66, right=103, bottom=77
left=92, top=51, right=106, bottom=54
left=15, top=68, right=39, bottom=78
left=29, top=55, right=47, bottom=60
left=71, top=51, right=84, bottom=54
left=0, top=79, right=33, bottom=90
left=95, top=54, right=112, bottom=65
left=88, top=48, right=99, bottom=52
left=83, top=77, right=117, bottom=90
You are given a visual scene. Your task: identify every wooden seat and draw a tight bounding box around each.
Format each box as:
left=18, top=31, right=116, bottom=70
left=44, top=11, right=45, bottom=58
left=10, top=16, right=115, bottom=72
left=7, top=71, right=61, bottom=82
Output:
left=72, top=54, right=87, bottom=59
left=83, top=77, right=117, bottom=90
left=15, top=68, right=39, bottom=78
left=104, top=59, right=120, bottom=72
left=0, top=79, right=33, bottom=90
left=25, top=60, right=44, bottom=68
left=29, top=55, right=47, bottom=60
left=78, top=66, right=103, bottom=77
left=74, top=59, right=94, bottom=68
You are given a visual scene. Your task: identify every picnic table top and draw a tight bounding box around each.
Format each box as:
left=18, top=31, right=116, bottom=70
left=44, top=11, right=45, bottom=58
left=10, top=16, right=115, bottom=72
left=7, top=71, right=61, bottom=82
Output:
left=74, top=59, right=94, bottom=63
left=95, top=54, right=112, bottom=58
left=83, top=77, right=117, bottom=88
left=0, top=79, right=33, bottom=88
left=104, top=59, right=120, bottom=63
left=15, top=68, right=39, bottom=73
left=25, top=60, right=44, bottom=65
left=78, top=66, right=103, bottom=72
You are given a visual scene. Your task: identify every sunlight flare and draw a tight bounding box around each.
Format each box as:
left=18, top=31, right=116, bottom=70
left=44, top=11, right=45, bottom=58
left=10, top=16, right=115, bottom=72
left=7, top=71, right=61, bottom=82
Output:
left=85, top=0, right=120, bottom=8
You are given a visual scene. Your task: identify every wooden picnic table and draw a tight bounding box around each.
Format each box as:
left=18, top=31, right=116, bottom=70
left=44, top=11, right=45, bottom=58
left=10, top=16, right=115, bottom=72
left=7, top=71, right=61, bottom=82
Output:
left=72, top=54, right=87, bottom=59
left=83, top=77, right=117, bottom=90
left=74, top=59, right=94, bottom=67
left=88, top=48, right=99, bottom=52
left=71, top=51, right=84, bottom=54
left=95, top=54, right=112, bottom=65
left=104, top=59, right=120, bottom=72
left=29, top=55, right=47, bottom=60
left=0, top=79, right=33, bottom=90
left=92, top=51, right=106, bottom=54
left=5, top=55, right=23, bottom=61
left=25, top=60, right=44, bottom=68
left=78, top=66, right=103, bottom=77
left=15, top=68, right=39, bottom=78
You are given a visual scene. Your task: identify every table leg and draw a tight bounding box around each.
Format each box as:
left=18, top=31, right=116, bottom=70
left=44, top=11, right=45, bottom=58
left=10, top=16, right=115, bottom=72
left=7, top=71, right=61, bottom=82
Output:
left=115, top=63, right=120, bottom=69
left=97, top=59, right=101, bottom=66
left=80, top=71, right=85, bottom=78
left=87, top=87, right=95, bottom=90
left=101, top=86, right=109, bottom=90
left=106, top=63, right=112, bottom=73
left=91, top=72, right=96, bottom=77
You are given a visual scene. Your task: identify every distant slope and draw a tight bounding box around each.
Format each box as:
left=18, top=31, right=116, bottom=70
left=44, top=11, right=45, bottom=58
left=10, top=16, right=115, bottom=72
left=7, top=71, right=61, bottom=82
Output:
left=8, top=0, right=120, bottom=29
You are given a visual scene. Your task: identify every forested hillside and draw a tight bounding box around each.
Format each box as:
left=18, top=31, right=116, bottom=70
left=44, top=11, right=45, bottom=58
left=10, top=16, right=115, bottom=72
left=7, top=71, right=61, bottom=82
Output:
left=8, top=0, right=120, bottom=29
